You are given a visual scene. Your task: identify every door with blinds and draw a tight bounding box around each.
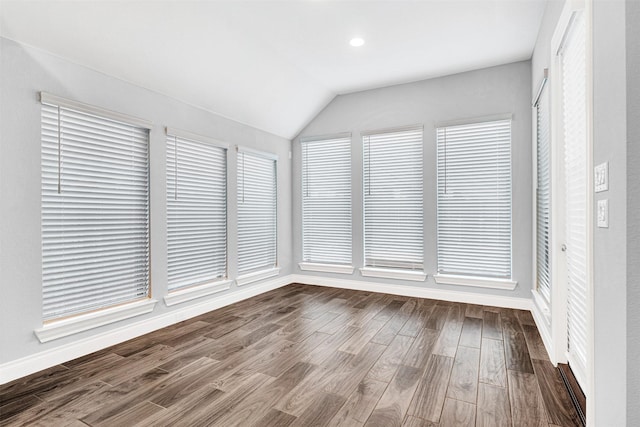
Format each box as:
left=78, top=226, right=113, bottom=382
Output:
left=559, top=10, right=589, bottom=390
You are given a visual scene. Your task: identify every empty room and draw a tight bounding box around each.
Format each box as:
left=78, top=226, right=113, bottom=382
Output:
left=0, top=0, right=637, bottom=426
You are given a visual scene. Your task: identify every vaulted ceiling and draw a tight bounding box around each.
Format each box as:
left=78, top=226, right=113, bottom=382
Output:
left=0, top=0, right=547, bottom=139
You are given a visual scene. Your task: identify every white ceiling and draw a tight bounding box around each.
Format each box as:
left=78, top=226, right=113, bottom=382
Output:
left=0, top=1, right=547, bottom=139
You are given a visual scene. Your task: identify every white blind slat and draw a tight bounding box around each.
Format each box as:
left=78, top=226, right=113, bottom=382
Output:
left=302, top=136, right=352, bottom=265
left=363, top=128, right=424, bottom=270
left=167, top=133, right=227, bottom=291
left=237, top=151, right=277, bottom=274
left=536, top=83, right=552, bottom=303
left=562, top=11, right=588, bottom=388
left=437, top=119, right=512, bottom=279
left=41, top=102, right=150, bottom=320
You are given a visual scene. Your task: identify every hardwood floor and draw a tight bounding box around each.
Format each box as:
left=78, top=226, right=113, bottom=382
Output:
left=0, top=284, right=581, bottom=426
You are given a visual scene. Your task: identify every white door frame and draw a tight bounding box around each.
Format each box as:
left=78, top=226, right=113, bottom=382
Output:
left=549, top=0, right=595, bottom=425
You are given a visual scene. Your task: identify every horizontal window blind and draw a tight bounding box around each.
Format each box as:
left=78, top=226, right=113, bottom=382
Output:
left=167, top=132, right=227, bottom=291
left=437, top=119, right=512, bottom=278
left=562, top=11, right=588, bottom=388
left=363, top=127, right=424, bottom=270
left=41, top=101, right=150, bottom=320
left=536, top=84, right=552, bottom=303
left=301, top=135, right=352, bottom=265
left=237, top=149, right=277, bottom=275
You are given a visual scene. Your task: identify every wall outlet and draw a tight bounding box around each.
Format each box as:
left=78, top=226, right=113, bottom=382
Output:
left=595, top=162, right=608, bottom=192
left=597, top=199, right=609, bottom=228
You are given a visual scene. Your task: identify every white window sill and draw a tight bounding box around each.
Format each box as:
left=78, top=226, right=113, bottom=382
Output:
left=236, top=267, right=280, bottom=286
left=433, top=274, right=517, bottom=290
left=164, top=279, right=232, bottom=307
left=299, top=262, right=354, bottom=275
left=360, top=267, right=427, bottom=282
left=34, top=298, right=157, bottom=343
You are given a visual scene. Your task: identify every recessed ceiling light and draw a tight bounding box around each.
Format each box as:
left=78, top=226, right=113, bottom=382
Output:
left=349, top=37, right=365, bottom=47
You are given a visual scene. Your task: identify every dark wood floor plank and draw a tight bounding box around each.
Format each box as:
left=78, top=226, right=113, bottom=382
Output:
left=424, top=304, right=450, bottom=331
left=482, top=310, right=503, bottom=340
left=533, top=359, right=582, bottom=427
left=339, top=318, right=387, bottom=354
left=407, top=355, right=454, bottom=423
left=368, top=334, right=415, bottom=383
left=90, top=401, right=164, bottom=427
left=328, top=377, right=387, bottom=426
left=215, top=362, right=316, bottom=427
left=479, top=338, right=507, bottom=387
left=465, top=304, right=485, bottom=319
left=402, top=328, right=439, bottom=369
left=476, top=383, right=511, bottom=427
left=399, top=299, right=435, bottom=337
left=504, top=330, right=535, bottom=373
left=251, top=409, right=298, bottom=427
left=522, top=323, right=551, bottom=361
left=402, top=415, right=439, bottom=427
left=0, top=284, right=581, bottom=427
left=364, top=364, right=422, bottom=427
left=458, top=317, right=483, bottom=348
left=371, top=300, right=415, bottom=345
left=323, top=342, right=387, bottom=398
left=432, top=304, right=465, bottom=357
left=439, top=398, right=476, bottom=427
left=290, top=391, right=346, bottom=427
left=446, top=346, right=480, bottom=403
left=507, top=370, right=549, bottom=427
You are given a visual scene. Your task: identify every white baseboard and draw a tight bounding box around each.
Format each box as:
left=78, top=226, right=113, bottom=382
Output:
left=0, top=275, right=293, bottom=385
left=291, top=274, right=533, bottom=310
left=2, top=272, right=534, bottom=385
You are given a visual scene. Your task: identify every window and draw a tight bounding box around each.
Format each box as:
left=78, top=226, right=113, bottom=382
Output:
left=535, top=75, right=551, bottom=303
left=436, top=119, right=513, bottom=283
left=300, top=134, right=352, bottom=270
left=237, top=148, right=278, bottom=279
left=167, top=128, right=228, bottom=292
left=40, top=93, right=150, bottom=321
left=362, top=126, right=424, bottom=279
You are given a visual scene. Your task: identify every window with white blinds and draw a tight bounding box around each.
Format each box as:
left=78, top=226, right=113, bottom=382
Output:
left=41, top=94, right=150, bottom=321
left=301, top=135, right=352, bottom=265
left=535, top=81, right=552, bottom=303
left=436, top=119, right=512, bottom=279
left=166, top=130, right=227, bottom=292
left=363, top=127, right=424, bottom=270
left=237, top=148, right=277, bottom=275
left=561, top=11, right=588, bottom=389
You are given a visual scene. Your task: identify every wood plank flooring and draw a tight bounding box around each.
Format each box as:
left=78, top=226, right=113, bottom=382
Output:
left=0, top=284, right=581, bottom=426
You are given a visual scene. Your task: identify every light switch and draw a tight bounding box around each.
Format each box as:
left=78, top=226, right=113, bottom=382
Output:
left=595, top=162, right=608, bottom=192
left=597, top=199, right=609, bottom=228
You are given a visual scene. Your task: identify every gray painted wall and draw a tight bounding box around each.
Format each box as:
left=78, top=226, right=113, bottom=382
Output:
left=293, top=61, right=533, bottom=299
left=627, top=0, right=640, bottom=424
left=532, top=1, right=629, bottom=424
left=592, top=1, right=627, bottom=424
left=0, top=37, right=293, bottom=365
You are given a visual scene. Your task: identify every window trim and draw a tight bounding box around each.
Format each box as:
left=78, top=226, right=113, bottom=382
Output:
left=300, top=133, right=353, bottom=266
left=236, top=146, right=279, bottom=276
left=35, top=299, right=157, bottom=343
left=166, top=128, right=229, bottom=293
left=40, top=93, right=152, bottom=322
left=435, top=117, right=514, bottom=281
left=362, top=125, right=425, bottom=274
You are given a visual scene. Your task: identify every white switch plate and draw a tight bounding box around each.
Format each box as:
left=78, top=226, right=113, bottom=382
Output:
left=597, top=199, right=609, bottom=228
left=595, top=162, right=608, bottom=192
